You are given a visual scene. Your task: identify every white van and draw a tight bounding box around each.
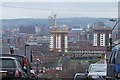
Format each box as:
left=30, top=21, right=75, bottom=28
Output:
left=88, top=63, right=107, bottom=79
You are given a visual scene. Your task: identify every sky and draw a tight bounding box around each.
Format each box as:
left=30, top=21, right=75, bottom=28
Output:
left=0, top=1, right=119, bottom=19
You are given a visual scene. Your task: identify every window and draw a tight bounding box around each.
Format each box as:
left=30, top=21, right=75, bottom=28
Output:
left=1, top=59, right=15, bottom=68
left=17, top=61, right=22, bottom=70
left=109, top=51, right=116, bottom=64
left=89, top=65, right=107, bottom=72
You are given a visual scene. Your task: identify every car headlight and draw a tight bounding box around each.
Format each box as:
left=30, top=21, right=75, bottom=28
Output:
left=118, top=73, right=120, bottom=78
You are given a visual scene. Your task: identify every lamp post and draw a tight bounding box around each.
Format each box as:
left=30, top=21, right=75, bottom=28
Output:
left=109, top=18, right=118, bottom=31
left=30, top=50, right=33, bottom=62
left=107, top=18, right=119, bottom=80
left=25, top=44, right=30, bottom=56
left=36, top=59, right=40, bottom=75
left=109, top=18, right=118, bottom=50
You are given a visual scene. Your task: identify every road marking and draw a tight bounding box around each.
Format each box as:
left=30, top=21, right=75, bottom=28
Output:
left=58, top=54, right=64, bottom=64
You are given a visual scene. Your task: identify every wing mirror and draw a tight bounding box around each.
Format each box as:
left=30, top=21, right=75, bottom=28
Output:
left=85, top=70, right=89, bottom=76
left=23, top=66, right=27, bottom=73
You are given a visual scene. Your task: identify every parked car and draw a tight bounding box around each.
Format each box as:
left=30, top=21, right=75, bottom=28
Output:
left=87, top=63, right=107, bottom=79
left=0, top=57, right=28, bottom=80
left=2, top=54, right=33, bottom=79
left=74, top=73, right=87, bottom=80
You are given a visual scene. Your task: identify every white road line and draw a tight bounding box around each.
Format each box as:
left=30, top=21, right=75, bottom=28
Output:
left=58, top=56, right=63, bottom=64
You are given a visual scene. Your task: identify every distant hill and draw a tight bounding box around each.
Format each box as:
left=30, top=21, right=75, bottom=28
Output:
left=1, top=17, right=115, bottom=30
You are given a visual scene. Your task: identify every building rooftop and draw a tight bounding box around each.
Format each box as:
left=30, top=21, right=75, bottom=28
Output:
left=93, top=27, right=112, bottom=31
left=50, top=26, right=68, bottom=33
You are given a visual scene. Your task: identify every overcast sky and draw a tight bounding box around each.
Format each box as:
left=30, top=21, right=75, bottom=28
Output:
left=1, top=2, right=119, bottom=19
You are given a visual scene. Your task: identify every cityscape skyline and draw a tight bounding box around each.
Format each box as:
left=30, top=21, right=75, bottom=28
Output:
left=1, top=2, right=118, bottom=19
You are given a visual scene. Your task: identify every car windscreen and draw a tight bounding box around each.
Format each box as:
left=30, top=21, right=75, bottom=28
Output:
left=12, top=56, right=23, bottom=66
left=89, top=65, right=107, bottom=72
left=0, top=59, right=16, bottom=68
left=75, top=75, right=85, bottom=80
left=2, top=55, right=23, bottom=66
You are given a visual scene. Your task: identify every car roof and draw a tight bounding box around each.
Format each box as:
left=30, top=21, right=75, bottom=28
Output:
left=90, top=63, right=107, bottom=66
left=112, top=44, right=120, bottom=50
left=75, top=73, right=85, bottom=75
left=2, top=54, right=26, bottom=58
left=0, top=56, right=17, bottom=60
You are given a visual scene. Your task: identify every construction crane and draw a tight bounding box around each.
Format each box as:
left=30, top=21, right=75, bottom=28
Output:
left=48, top=11, right=57, bottom=27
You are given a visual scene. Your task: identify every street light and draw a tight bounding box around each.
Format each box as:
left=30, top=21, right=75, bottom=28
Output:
left=109, top=18, right=118, bottom=51
left=30, top=50, right=33, bottom=62
left=107, top=18, right=119, bottom=80
left=25, top=44, right=30, bottom=56
left=36, top=59, right=41, bottom=75
left=109, top=18, right=118, bottom=31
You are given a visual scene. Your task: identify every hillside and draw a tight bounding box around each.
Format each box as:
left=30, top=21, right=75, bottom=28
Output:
left=1, top=17, right=115, bottom=30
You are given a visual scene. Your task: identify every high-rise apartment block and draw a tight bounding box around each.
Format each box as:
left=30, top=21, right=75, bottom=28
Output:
left=93, top=27, right=112, bottom=47
left=50, top=26, right=68, bottom=52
